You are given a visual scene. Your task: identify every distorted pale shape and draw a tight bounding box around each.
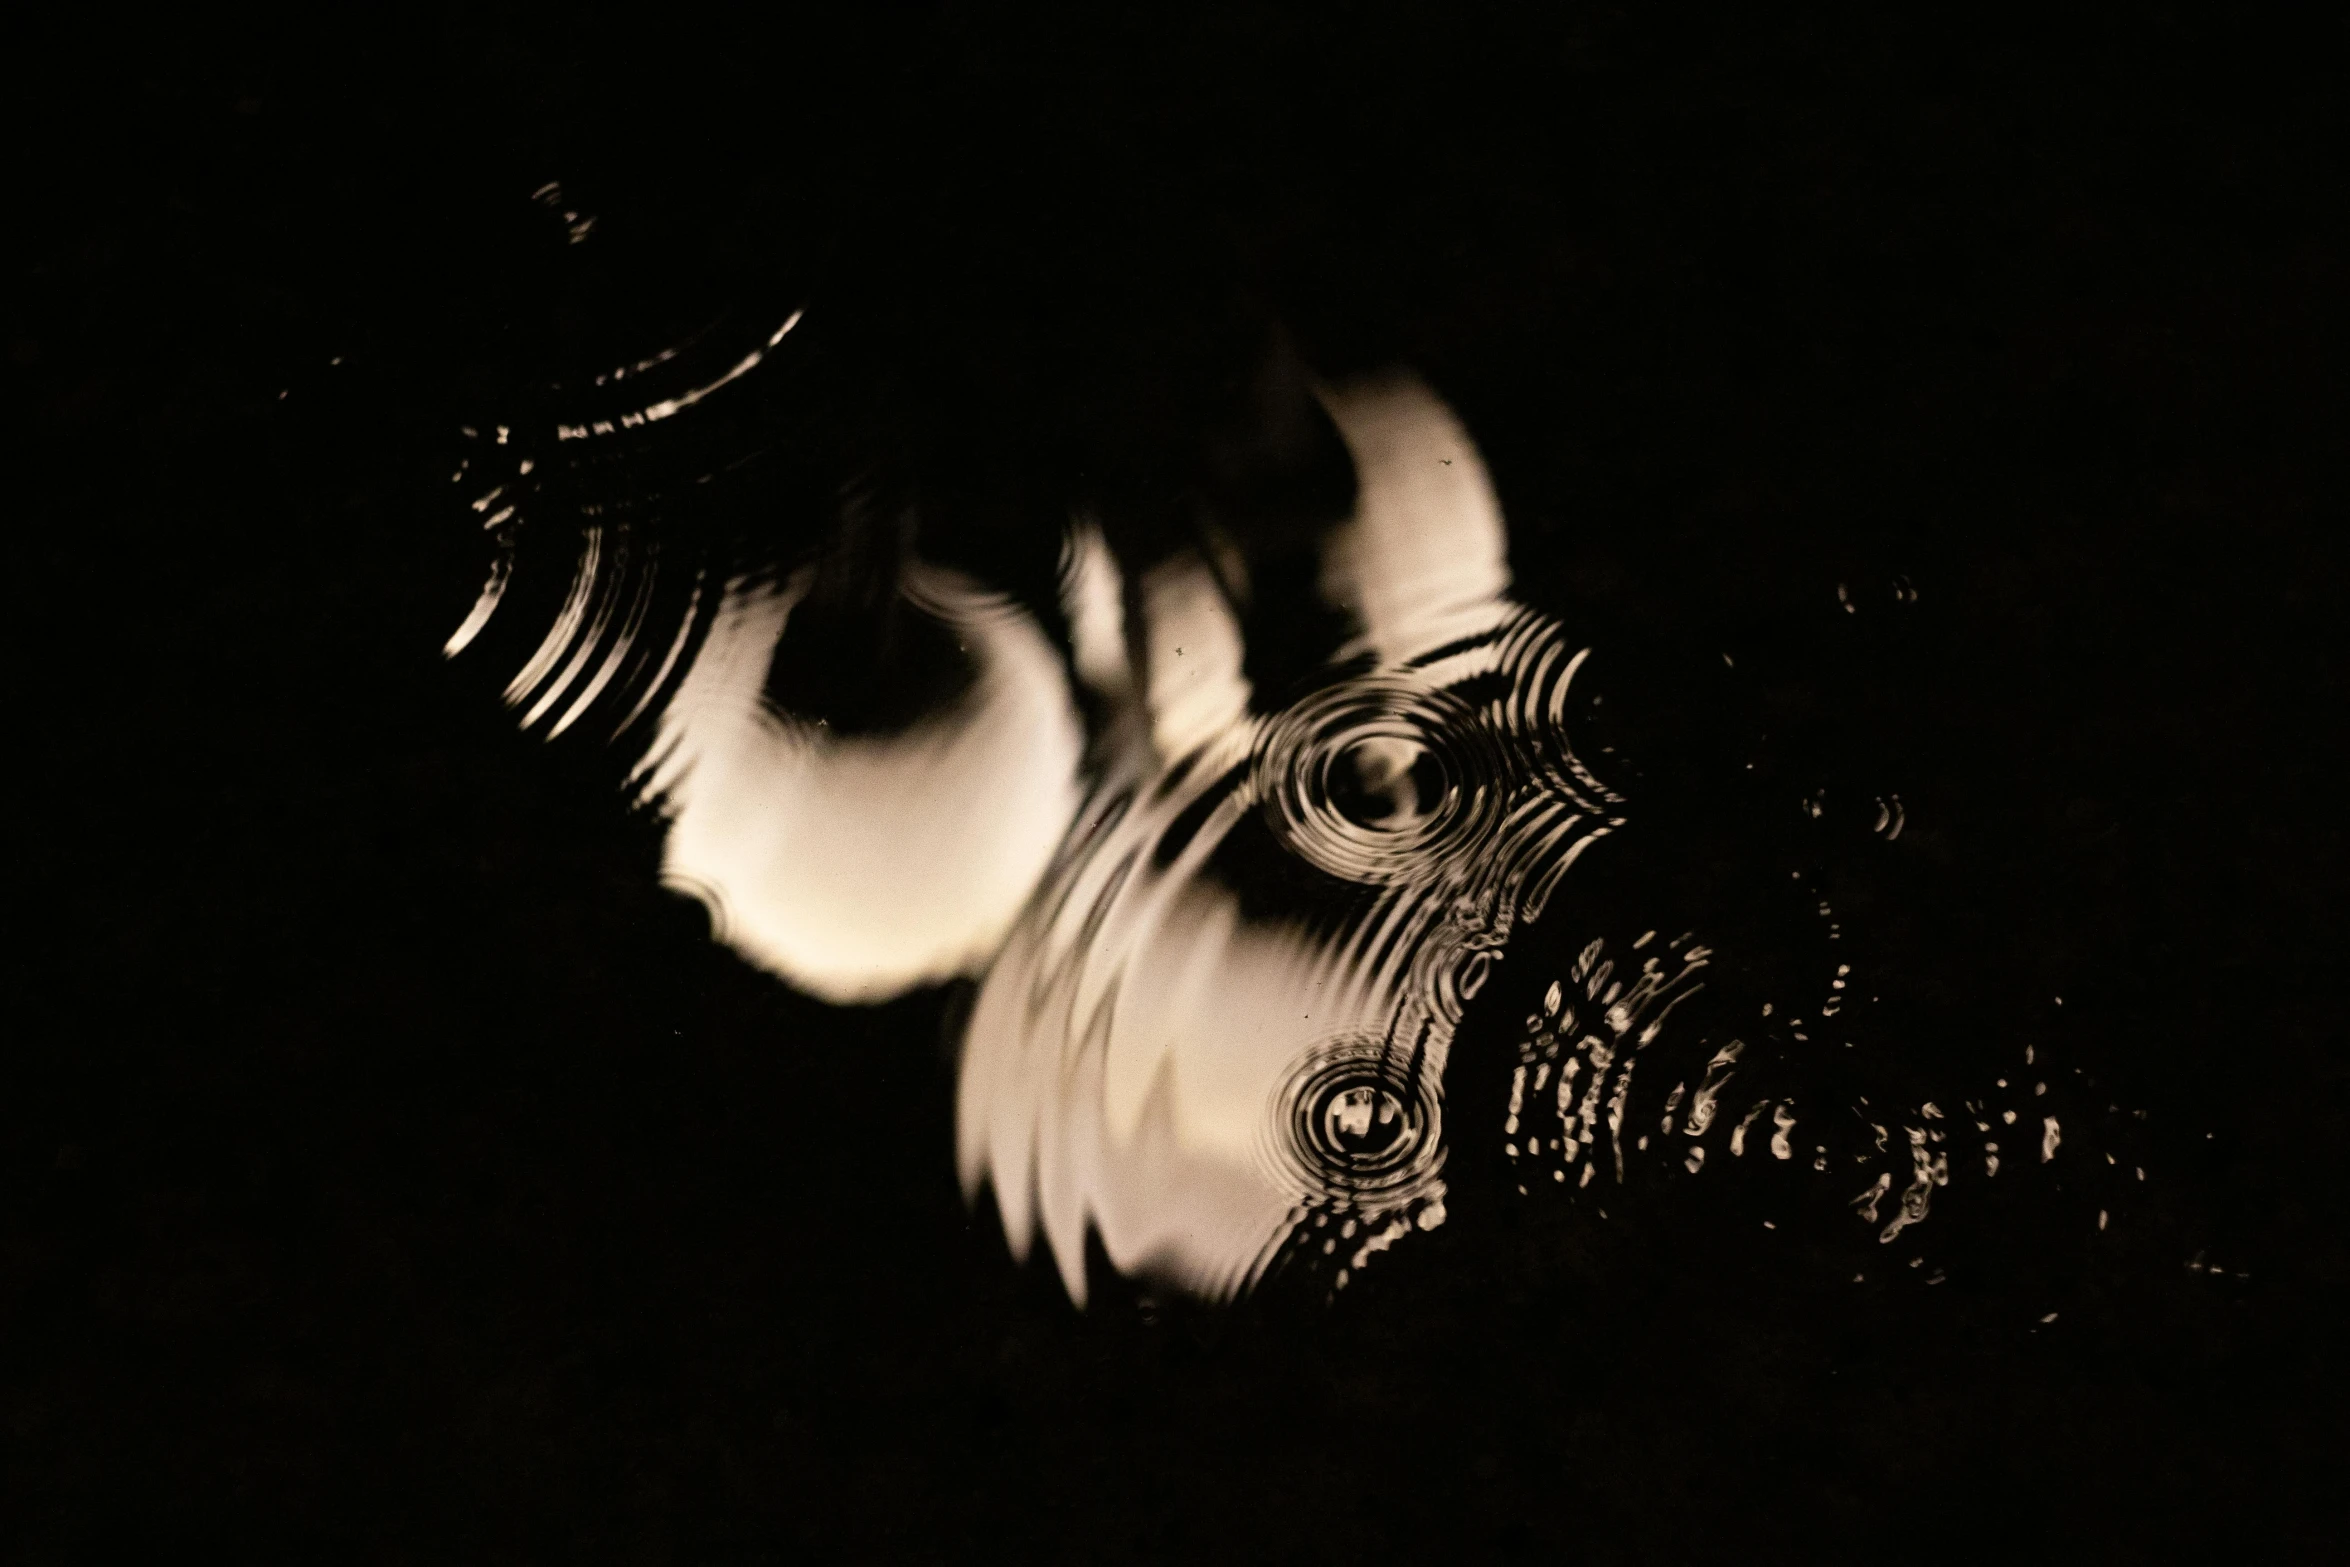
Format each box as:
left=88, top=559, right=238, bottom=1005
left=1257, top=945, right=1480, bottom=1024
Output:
left=639, top=563, right=1085, bottom=1003
left=603, top=376, right=1615, bottom=1299
left=456, top=362, right=2131, bottom=1307
left=959, top=379, right=1622, bottom=1301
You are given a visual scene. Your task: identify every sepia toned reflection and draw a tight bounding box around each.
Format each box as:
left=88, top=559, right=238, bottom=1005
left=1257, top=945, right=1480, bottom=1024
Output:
left=450, top=345, right=2138, bottom=1307
left=640, top=563, right=1084, bottom=1004
left=957, top=379, right=1622, bottom=1301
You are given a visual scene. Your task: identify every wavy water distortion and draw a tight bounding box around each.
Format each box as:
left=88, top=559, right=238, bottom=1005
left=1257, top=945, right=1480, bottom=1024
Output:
left=945, top=379, right=1651, bottom=1301
left=440, top=228, right=818, bottom=751
left=447, top=349, right=2139, bottom=1306
left=1494, top=925, right=2135, bottom=1286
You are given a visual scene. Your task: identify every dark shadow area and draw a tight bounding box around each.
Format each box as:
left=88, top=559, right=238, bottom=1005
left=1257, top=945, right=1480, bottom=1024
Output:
left=9, top=6, right=2343, bottom=1562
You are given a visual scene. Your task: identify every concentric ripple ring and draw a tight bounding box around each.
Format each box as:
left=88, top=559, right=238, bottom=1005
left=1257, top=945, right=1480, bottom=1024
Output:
left=1254, top=675, right=1511, bottom=885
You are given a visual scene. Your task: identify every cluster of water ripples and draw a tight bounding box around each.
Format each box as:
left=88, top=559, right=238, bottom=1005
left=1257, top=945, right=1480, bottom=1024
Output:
left=1496, top=926, right=2142, bottom=1292
left=442, top=280, right=2140, bottom=1308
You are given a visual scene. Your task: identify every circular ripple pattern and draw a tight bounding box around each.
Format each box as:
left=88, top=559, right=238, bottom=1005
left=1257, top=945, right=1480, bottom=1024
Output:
left=1492, top=612, right=1620, bottom=808
left=1263, top=1035, right=1446, bottom=1208
left=1254, top=675, right=1511, bottom=884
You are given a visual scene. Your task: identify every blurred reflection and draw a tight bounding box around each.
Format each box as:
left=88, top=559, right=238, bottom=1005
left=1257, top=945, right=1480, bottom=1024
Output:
left=572, top=374, right=1614, bottom=1299
left=452, top=346, right=2135, bottom=1307
left=640, top=562, right=1084, bottom=1004
left=958, top=378, right=1620, bottom=1301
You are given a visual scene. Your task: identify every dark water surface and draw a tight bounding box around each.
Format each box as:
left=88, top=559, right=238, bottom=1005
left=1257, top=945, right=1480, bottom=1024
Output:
left=13, top=8, right=2344, bottom=1561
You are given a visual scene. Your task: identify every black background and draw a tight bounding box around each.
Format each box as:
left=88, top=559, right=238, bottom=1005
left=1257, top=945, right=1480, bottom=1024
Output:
left=10, top=5, right=2344, bottom=1561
